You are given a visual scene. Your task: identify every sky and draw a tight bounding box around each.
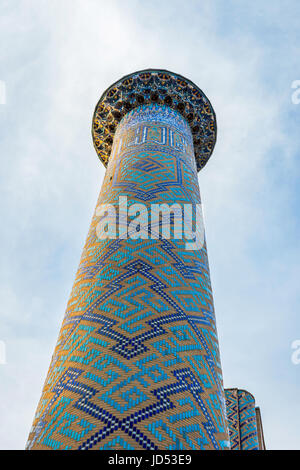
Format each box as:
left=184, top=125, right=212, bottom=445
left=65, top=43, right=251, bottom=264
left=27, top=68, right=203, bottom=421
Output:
left=0, top=0, right=299, bottom=450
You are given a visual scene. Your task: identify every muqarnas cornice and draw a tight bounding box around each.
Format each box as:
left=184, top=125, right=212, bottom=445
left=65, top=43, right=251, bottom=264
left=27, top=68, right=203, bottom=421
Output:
left=92, top=69, right=217, bottom=172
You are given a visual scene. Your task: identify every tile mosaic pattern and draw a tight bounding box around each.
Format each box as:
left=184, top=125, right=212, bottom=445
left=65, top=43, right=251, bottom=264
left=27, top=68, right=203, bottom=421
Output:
left=225, top=388, right=260, bottom=450
left=27, top=98, right=229, bottom=449
left=92, top=69, right=216, bottom=172
left=255, top=407, right=266, bottom=450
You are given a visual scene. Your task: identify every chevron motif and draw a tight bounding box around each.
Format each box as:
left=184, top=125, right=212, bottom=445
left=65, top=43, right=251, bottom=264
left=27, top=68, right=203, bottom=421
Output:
left=27, top=104, right=230, bottom=450
left=225, top=388, right=260, bottom=450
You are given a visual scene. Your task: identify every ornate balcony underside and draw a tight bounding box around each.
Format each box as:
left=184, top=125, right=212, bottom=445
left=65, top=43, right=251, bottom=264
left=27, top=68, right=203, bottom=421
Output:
left=92, top=69, right=217, bottom=172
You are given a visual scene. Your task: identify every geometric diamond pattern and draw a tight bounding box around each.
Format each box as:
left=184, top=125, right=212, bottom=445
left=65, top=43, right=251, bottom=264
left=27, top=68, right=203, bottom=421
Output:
left=27, top=104, right=230, bottom=450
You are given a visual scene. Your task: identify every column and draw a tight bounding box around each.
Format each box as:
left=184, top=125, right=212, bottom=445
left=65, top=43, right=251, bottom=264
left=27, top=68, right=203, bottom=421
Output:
left=27, top=70, right=229, bottom=451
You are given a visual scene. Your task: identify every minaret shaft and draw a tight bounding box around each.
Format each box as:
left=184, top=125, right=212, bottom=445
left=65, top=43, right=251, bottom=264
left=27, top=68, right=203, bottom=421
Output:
left=27, top=75, right=230, bottom=450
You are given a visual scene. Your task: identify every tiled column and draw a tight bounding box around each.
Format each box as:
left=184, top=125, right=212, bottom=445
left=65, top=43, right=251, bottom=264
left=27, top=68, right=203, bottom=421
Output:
left=27, top=70, right=229, bottom=450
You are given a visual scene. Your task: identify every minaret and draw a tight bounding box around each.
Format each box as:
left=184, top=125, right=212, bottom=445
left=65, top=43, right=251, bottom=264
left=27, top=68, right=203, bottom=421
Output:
left=225, top=389, right=266, bottom=450
left=27, top=69, right=230, bottom=450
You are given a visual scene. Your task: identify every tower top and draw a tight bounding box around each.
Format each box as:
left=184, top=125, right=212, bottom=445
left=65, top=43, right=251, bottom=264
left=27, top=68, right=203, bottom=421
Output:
left=92, top=69, right=217, bottom=172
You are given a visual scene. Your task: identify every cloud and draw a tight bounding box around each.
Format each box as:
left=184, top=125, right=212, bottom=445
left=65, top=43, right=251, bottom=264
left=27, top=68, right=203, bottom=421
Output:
left=0, top=0, right=299, bottom=449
